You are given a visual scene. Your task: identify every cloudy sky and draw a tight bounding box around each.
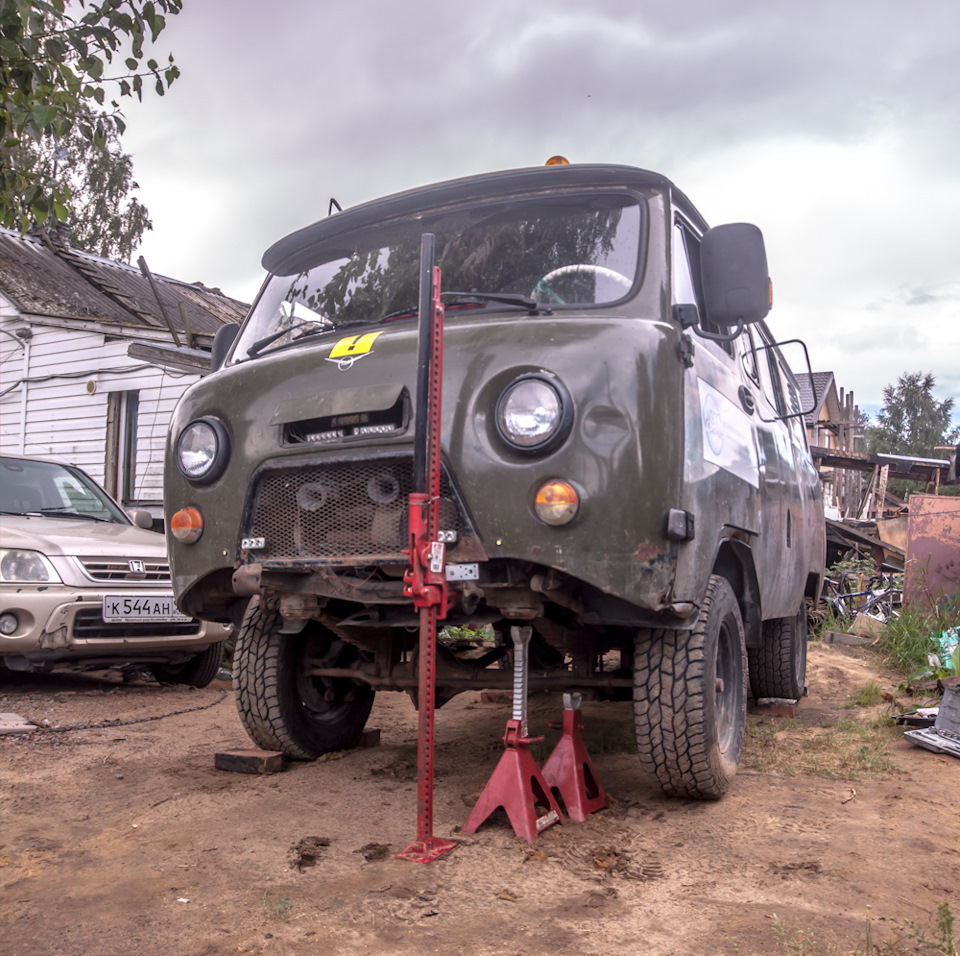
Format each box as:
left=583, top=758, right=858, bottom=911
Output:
left=121, top=0, right=960, bottom=420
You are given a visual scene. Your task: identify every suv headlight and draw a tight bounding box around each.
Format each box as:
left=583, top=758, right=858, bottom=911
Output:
left=0, top=549, right=62, bottom=583
left=176, top=417, right=230, bottom=483
left=496, top=374, right=573, bottom=454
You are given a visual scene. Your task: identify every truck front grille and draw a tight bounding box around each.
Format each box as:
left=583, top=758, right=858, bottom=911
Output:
left=243, top=456, right=462, bottom=565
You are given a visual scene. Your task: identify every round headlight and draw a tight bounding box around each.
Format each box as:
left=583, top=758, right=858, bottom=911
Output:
left=496, top=376, right=570, bottom=452
left=177, top=418, right=230, bottom=483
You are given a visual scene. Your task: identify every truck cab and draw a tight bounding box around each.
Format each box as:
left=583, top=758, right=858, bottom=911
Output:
left=165, top=162, right=825, bottom=799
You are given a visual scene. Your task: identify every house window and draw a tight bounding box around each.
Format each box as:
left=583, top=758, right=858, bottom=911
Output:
left=105, top=390, right=139, bottom=503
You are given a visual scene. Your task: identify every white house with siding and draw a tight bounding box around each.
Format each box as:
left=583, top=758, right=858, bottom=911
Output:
left=0, top=227, right=248, bottom=523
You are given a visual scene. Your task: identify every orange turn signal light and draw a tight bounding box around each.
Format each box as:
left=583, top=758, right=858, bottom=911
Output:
left=534, top=480, right=580, bottom=526
left=170, top=506, right=203, bottom=543
left=545, top=155, right=570, bottom=166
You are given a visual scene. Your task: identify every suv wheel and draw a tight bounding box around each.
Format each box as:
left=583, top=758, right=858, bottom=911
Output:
left=151, top=642, right=224, bottom=688
left=748, top=601, right=808, bottom=701
left=633, top=574, right=747, bottom=799
left=233, top=598, right=375, bottom=759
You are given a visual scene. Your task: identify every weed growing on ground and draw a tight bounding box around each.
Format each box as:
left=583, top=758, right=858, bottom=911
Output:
left=774, top=902, right=956, bottom=956
left=846, top=681, right=884, bottom=708
left=876, top=602, right=950, bottom=675
left=261, top=890, right=292, bottom=921
left=906, top=903, right=958, bottom=956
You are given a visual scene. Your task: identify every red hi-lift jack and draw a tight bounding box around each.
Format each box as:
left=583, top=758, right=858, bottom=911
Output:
left=396, top=234, right=457, bottom=864
left=396, top=233, right=608, bottom=858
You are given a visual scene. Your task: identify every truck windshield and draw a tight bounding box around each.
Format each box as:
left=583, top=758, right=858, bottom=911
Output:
left=233, top=191, right=644, bottom=361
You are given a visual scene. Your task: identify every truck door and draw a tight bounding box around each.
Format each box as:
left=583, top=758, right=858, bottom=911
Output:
left=748, top=326, right=808, bottom=618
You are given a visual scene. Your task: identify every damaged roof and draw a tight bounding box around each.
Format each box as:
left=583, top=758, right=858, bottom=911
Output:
left=0, top=227, right=248, bottom=339
left=798, top=371, right=839, bottom=427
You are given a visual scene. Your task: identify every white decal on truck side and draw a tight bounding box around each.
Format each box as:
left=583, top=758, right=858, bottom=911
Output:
left=697, top=378, right=759, bottom=489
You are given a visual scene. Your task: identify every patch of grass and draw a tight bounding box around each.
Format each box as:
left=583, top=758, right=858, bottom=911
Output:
left=438, top=623, right=496, bottom=647
left=774, top=915, right=838, bottom=956
left=774, top=902, right=957, bottom=956
left=743, top=714, right=902, bottom=780
left=876, top=603, right=946, bottom=675
left=261, top=890, right=292, bottom=921
left=845, top=681, right=884, bottom=708
left=810, top=601, right=845, bottom=641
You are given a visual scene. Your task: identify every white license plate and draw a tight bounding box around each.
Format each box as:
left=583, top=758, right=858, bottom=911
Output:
left=102, top=594, right=191, bottom=623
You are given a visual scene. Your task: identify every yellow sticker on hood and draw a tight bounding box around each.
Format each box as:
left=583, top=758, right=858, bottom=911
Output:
left=327, top=331, right=383, bottom=369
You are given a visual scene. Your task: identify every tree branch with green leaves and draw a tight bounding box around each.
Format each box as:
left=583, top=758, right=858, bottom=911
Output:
left=0, top=0, right=181, bottom=234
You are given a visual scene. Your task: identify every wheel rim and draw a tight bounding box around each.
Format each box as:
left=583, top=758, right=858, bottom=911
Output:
left=715, top=616, right=741, bottom=755
left=296, top=635, right=360, bottom=725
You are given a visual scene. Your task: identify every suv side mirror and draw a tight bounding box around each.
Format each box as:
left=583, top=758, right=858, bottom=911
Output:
left=700, top=223, right=770, bottom=329
left=126, top=508, right=156, bottom=530
left=211, top=323, right=240, bottom=371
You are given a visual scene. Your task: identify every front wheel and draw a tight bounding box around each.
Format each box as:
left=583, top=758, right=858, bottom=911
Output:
left=151, top=642, right=224, bottom=687
left=233, top=598, right=375, bottom=759
left=633, top=575, right=747, bottom=799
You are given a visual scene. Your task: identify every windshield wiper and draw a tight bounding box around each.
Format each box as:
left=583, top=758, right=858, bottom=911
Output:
left=441, top=291, right=548, bottom=315
left=247, top=321, right=333, bottom=357
left=378, top=298, right=525, bottom=324
left=39, top=508, right=110, bottom=522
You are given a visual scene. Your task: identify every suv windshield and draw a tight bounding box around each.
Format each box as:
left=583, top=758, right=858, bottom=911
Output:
left=233, top=191, right=644, bottom=361
left=0, top=457, right=129, bottom=523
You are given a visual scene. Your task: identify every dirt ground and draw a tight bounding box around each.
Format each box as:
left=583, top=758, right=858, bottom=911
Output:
left=2, top=642, right=959, bottom=956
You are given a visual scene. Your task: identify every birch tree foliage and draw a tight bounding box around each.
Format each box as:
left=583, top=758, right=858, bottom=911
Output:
left=0, top=0, right=181, bottom=234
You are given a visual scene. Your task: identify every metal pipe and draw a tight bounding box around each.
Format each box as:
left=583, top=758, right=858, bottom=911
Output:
left=511, top=625, right=532, bottom=734
left=412, top=233, right=435, bottom=495
left=306, top=667, right=633, bottom=690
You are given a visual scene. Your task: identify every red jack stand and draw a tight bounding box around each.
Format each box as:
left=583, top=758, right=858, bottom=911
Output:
left=462, top=626, right=564, bottom=842
left=541, top=693, right=609, bottom=823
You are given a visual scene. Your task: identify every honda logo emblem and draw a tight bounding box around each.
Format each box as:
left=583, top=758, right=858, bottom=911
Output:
left=128, top=560, right=147, bottom=575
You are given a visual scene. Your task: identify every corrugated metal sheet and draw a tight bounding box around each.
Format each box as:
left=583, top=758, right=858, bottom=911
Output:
left=0, top=227, right=248, bottom=336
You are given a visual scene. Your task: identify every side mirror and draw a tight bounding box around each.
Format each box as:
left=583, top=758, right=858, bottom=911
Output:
left=210, top=323, right=240, bottom=371
left=127, top=508, right=156, bottom=530
left=700, top=223, right=770, bottom=329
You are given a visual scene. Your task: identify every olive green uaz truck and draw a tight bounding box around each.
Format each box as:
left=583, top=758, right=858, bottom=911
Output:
left=165, top=162, right=825, bottom=799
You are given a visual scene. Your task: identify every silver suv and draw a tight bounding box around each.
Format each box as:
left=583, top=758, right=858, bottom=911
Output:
left=0, top=453, right=229, bottom=684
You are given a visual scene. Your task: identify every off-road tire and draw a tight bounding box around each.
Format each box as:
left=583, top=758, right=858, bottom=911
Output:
left=233, top=598, right=375, bottom=760
left=151, top=642, right=224, bottom=688
left=633, top=574, right=747, bottom=799
left=748, top=601, right=807, bottom=701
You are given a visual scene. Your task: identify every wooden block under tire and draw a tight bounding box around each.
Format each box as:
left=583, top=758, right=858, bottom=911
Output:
left=355, top=727, right=381, bottom=747
left=214, top=749, right=284, bottom=774
left=749, top=698, right=799, bottom=717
